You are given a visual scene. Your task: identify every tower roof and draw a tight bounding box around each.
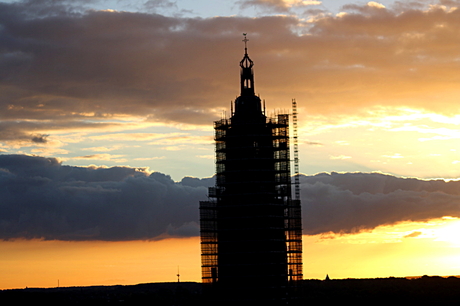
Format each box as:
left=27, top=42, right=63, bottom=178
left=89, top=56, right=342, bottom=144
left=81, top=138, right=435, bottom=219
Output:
left=239, top=33, right=255, bottom=97
left=233, top=34, right=263, bottom=120
left=240, top=34, right=254, bottom=72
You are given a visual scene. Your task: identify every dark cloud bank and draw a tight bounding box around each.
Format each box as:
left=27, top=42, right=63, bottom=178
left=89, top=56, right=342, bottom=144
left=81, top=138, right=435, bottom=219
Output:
left=0, top=154, right=212, bottom=241
left=1, top=154, right=460, bottom=241
left=4, top=0, right=460, bottom=142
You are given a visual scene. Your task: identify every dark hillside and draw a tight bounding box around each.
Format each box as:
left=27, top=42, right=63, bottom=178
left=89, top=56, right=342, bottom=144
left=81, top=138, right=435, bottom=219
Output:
left=2, top=276, right=459, bottom=305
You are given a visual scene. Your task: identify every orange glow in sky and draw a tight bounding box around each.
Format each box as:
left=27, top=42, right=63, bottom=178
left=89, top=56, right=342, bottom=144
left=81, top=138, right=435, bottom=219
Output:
left=0, top=238, right=201, bottom=290
left=2, top=218, right=459, bottom=289
left=304, top=217, right=460, bottom=280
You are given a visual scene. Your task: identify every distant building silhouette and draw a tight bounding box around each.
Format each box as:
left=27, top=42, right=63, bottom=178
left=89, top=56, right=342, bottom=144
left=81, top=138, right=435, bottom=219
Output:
left=199, top=35, right=303, bottom=305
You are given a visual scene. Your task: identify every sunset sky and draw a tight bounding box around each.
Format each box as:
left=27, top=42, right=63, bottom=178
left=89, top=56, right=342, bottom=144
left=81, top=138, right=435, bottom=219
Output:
left=1, top=0, right=460, bottom=289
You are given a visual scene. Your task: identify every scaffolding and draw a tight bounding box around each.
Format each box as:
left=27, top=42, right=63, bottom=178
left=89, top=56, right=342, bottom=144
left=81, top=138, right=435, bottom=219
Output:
left=199, top=199, right=218, bottom=284
left=292, top=99, right=300, bottom=201
left=199, top=113, right=303, bottom=284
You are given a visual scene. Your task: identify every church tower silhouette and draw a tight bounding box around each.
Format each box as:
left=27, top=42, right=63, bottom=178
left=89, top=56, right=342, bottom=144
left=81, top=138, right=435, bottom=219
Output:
left=200, top=34, right=303, bottom=305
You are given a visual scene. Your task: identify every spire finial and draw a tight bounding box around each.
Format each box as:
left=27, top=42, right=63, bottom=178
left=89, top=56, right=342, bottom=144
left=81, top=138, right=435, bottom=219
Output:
left=242, top=33, right=249, bottom=54
left=239, top=33, right=255, bottom=96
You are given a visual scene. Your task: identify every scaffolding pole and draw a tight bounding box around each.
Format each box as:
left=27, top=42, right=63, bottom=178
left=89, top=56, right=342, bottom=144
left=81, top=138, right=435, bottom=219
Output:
left=292, top=99, right=300, bottom=201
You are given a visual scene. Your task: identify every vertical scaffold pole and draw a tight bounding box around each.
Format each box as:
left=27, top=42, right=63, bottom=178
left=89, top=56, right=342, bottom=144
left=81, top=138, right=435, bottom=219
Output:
left=292, top=99, right=300, bottom=201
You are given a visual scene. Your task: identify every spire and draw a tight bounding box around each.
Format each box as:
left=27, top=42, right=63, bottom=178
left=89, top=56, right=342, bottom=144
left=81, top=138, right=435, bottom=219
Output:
left=233, top=34, right=263, bottom=120
left=240, top=33, right=255, bottom=96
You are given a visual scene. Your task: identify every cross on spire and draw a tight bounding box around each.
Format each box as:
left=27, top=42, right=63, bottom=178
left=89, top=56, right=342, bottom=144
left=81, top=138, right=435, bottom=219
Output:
left=243, top=33, right=249, bottom=54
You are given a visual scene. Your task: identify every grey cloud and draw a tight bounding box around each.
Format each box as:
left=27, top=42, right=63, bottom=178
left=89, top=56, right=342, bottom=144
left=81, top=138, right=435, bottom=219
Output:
left=31, top=134, right=49, bottom=143
left=144, top=0, right=177, bottom=11
left=237, top=0, right=321, bottom=13
left=306, top=141, right=323, bottom=146
left=0, top=116, right=127, bottom=142
left=391, top=1, right=425, bottom=11
left=342, top=2, right=388, bottom=14
left=301, top=172, right=460, bottom=235
left=435, top=0, right=460, bottom=7
left=1, top=154, right=460, bottom=241
left=2, top=0, right=460, bottom=140
left=0, top=154, right=212, bottom=241
left=238, top=0, right=292, bottom=13
left=0, top=3, right=249, bottom=120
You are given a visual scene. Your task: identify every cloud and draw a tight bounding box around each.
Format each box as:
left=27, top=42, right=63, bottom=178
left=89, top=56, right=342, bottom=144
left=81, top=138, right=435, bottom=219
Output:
left=404, top=231, right=422, bottom=238
left=0, top=117, right=121, bottom=144
left=238, top=0, right=321, bottom=12
left=342, top=1, right=387, bottom=13
left=329, top=155, right=351, bottom=160
left=148, top=135, right=213, bottom=146
left=31, top=134, right=49, bottom=143
left=134, top=156, right=166, bottom=161
left=301, top=172, right=460, bottom=235
left=0, top=154, right=213, bottom=241
left=81, top=145, right=124, bottom=152
left=305, top=141, right=323, bottom=146
left=196, top=155, right=214, bottom=159
left=367, top=1, right=386, bottom=9
left=144, top=0, right=177, bottom=11
left=2, top=0, right=460, bottom=150
left=1, top=154, right=460, bottom=241
left=88, top=133, right=180, bottom=142
left=72, top=153, right=126, bottom=161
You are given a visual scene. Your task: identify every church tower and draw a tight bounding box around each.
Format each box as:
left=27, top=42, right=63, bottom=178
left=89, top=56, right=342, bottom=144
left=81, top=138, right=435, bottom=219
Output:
left=199, top=35, right=303, bottom=305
